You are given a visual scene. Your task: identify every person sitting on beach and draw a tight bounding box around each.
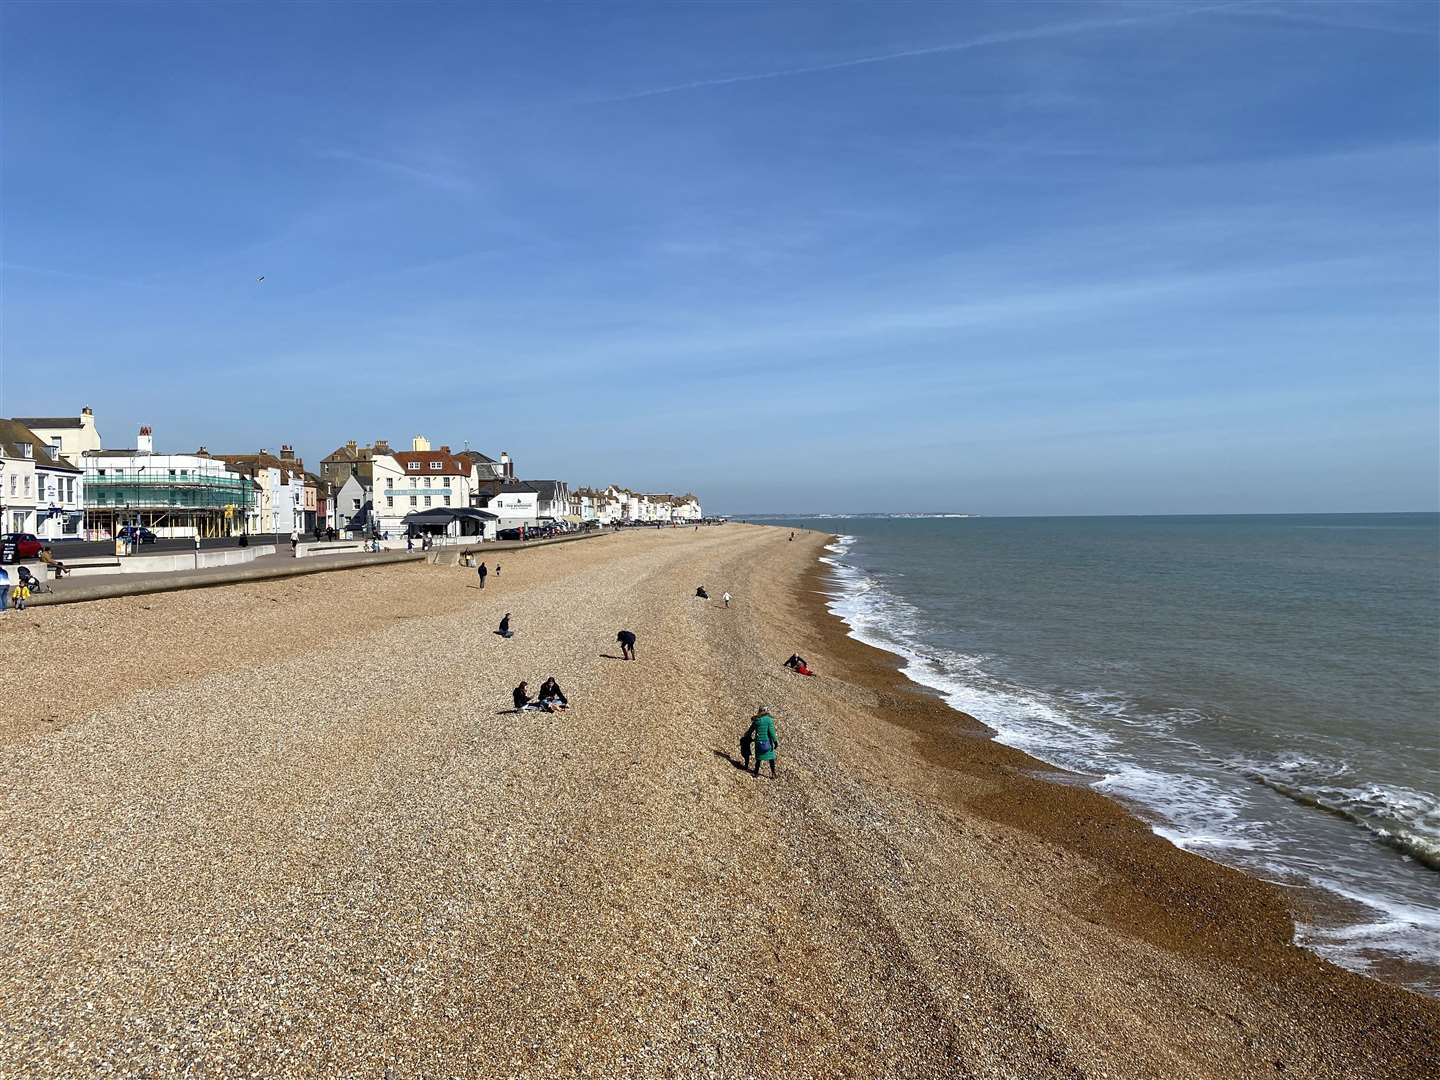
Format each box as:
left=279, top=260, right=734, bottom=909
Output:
left=537, top=677, right=569, bottom=712
left=744, top=706, right=779, bottom=779
left=695, top=586, right=709, bottom=599
left=497, top=613, right=513, bottom=638
left=616, top=629, right=637, bottom=661
left=784, top=654, right=806, bottom=670
left=513, top=681, right=543, bottom=712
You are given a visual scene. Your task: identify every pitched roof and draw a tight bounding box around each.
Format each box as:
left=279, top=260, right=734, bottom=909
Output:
left=389, top=448, right=472, bottom=476
left=473, top=479, right=540, bottom=502
left=457, top=449, right=498, bottom=464
left=13, top=416, right=82, bottom=429
left=0, top=419, right=81, bottom=472
left=530, top=480, right=566, bottom=500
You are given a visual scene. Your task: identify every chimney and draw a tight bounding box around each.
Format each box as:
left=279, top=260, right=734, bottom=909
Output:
left=411, top=435, right=431, bottom=452
left=439, top=445, right=450, bottom=454
left=137, top=425, right=154, bottom=454
left=280, top=445, right=295, bottom=460
left=500, top=451, right=512, bottom=478
left=196, top=445, right=209, bottom=457
left=374, top=438, right=391, bottom=453
left=346, top=440, right=358, bottom=452
left=81, top=406, right=94, bottom=429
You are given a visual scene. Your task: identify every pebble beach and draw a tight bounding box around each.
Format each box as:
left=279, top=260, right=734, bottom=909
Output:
left=1, top=525, right=1436, bottom=1078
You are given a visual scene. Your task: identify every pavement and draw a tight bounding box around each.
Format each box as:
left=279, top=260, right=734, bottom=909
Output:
left=30, top=549, right=426, bottom=605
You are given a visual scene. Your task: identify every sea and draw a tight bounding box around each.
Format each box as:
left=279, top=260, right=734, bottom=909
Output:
left=763, top=514, right=1440, bottom=997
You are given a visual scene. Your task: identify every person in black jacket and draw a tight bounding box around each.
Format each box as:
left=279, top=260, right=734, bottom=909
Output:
left=538, top=677, right=569, bottom=712
left=497, top=612, right=513, bottom=638
left=616, top=629, right=637, bottom=660
left=477, top=561, right=488, bottom=588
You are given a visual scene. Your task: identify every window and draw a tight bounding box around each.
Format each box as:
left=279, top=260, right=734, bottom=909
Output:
left=387, top=496, right=394, bottom=508
left=169, top=470, right=176, bottom=477
left=386, top=478, right=394, bottom=489
left=422, top=476, right=431, bottom=488
left=409, top=496, right=417, bottom=506
left=443, top=494, right=451, bottom=506
left=23, top=476, right=30, bottom=495
left=8, top=476, right=13, bottom=495
left=352, top=499, right=361, bottom=510
left=407, top=462, right=419, bottom=472
left=430, top=461, right=442, bottom=470
left=424, top=495, right=432, bottom=507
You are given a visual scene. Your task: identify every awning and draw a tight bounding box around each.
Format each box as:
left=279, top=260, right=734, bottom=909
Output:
left=403, top=507, right=497, bottom=523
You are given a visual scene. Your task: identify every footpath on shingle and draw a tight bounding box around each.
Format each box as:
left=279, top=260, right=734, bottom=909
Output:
left=29, top=529, right=615, bottom=606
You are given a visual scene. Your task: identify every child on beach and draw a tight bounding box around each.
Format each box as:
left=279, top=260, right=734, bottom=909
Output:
left=744, top=707, right=779, bottom=778
left=722, top=591, right=732, bottom=608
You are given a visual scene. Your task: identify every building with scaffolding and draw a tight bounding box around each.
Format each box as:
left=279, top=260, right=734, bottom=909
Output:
left=82, top=426, right=259, bottom=539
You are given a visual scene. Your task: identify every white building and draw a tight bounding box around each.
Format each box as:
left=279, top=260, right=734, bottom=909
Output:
left=474, top=480, right=540, bottom=530
left=373, top=437, right=482, bottom=537
left=4, top=414, right=89, bottom=540
left=85, top=427, right=259, bottom=538
left=531, top=480, right=569, bottom=522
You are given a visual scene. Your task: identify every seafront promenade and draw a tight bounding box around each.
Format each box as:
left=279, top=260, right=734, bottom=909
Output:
left=0, top=526, right=1435, bottom=1078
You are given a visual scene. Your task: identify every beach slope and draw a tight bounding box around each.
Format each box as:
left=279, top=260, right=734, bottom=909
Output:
left=0, top=525, right=1434, bottom=1078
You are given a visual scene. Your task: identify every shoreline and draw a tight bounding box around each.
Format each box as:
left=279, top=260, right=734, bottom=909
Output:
left=805, top=530, right=1440, bottom=995
left=784, top=525, right=1439, bottom=1066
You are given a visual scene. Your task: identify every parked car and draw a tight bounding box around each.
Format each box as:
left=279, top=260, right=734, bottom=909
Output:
left=496, top=528, right=524, bottom=541
left=117, top=526, right=158, bottom=544
left=1, top=532, right=43, bottom=561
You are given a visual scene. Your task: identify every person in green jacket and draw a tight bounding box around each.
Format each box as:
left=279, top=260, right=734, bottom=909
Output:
left=745, top=707, right=779, bottom=778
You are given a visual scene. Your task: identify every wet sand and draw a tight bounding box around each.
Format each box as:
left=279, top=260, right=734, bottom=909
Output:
left=0, top=524, right=1435, bottom=1077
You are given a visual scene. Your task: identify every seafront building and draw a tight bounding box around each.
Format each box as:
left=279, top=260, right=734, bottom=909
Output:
left=371, top=437, right=484, bottom=538
left=14, top=407, right=103, bottom=464
left=83, top=427, right=258, bottom=539
left=2, top=409, right=706, bottom=543
left=531, top=480, right=569, bottom=522
left=472, top=479, right=540, bottom=531
left=209, top=447, right=306, bottom=535
left=0, top=419, right=85, bottom=538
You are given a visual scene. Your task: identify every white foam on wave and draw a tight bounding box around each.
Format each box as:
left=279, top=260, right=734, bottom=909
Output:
left=816, top=532, right=1440, bottom=991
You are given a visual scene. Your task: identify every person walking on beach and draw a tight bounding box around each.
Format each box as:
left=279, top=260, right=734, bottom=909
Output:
left=290, top=527, right=299, bottom=555
left=722, top=591, right=732, bottom=608
left=495, top=563, right=501, bottom=577
left=497, top=613, right=513, bottom=638
left=745, top=707, right=779, bottom=778
left=616, top=629, right=637, bottom=661
left=477, top=561, right=488, bottom=589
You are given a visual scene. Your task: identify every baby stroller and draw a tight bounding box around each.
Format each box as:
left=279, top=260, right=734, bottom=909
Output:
left=17, top=565, right=52, bottom=595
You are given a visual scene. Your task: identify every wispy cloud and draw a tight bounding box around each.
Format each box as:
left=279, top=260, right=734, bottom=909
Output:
left=585, top=2, right=1254, bottom=105
left=1219, top=1, right=1434, bottom=37
left=315, top=147, right=474, bottom=193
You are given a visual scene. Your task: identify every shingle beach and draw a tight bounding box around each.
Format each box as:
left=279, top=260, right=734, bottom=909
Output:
left=1, top=526, right=1436, bottom=1078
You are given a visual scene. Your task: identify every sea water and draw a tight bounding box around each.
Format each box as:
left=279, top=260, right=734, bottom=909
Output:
left=766, top=514, right=1440, bottom=996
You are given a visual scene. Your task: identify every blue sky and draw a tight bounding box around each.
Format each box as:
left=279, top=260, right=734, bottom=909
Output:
left=2, top=1, right=1435, bottom=514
